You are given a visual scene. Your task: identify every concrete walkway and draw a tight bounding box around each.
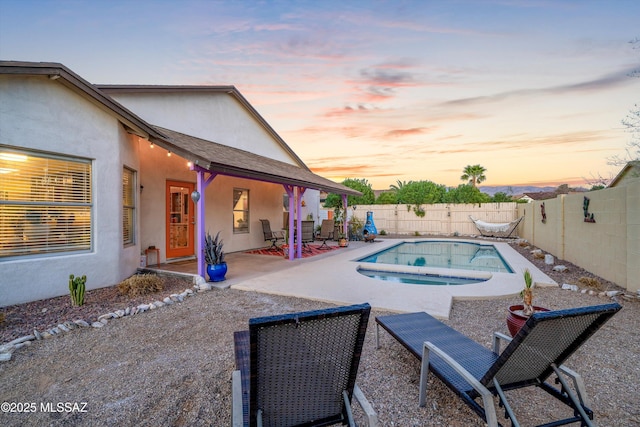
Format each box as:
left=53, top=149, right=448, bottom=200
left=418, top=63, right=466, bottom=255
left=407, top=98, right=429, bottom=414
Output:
left=151, top=238, right=556, bottom=319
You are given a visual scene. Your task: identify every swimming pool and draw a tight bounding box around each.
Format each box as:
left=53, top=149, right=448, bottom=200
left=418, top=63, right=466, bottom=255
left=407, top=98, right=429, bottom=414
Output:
left=357, top=240, right=513, bottom=273
left=358, top=269, right=486, bottom=286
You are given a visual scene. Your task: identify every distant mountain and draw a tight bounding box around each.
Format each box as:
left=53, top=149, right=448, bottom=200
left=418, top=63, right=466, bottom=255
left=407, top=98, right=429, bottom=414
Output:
left=478, top=186, right=557, bottom=196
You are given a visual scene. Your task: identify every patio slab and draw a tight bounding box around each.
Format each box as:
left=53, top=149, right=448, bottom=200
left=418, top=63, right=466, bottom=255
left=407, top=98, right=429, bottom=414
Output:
left=228, top=238, right=557, bottom=319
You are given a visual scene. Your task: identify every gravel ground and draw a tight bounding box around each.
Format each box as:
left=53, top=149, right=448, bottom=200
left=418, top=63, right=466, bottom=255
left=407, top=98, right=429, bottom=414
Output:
left=1, top=239, right=639, bottom=426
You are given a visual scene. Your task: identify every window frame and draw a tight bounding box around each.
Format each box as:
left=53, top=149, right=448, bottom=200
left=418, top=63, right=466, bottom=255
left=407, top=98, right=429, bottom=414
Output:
left=122, top=166, right=136, bottom=246
left=0, top=146, right=93, bottom=259
left=232, top=188, right=249, bottom=234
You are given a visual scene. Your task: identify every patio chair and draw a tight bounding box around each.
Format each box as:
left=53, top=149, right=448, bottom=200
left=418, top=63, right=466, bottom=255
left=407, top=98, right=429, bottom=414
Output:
left=300, top=220, right=315, bottom=252
left=232, top=303, right=378, bottom=427
left=375, top=303, right=621, bottom=427
left=260, top=219, right=285, bottom=250
left=316, top=219, right=335, bottom=249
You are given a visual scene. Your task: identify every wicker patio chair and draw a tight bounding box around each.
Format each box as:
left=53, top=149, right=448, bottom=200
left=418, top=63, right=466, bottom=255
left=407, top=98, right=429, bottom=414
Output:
left=232, top=303, right=378, bottom=427
left=316, top=219, right=334, bottom=249
left=260, top=219, right=285, bottom=250
left=375, top=303, right=621, bottom=427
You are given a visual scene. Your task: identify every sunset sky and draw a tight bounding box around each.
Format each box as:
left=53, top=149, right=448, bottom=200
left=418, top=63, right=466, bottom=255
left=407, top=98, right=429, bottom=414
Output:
left=1, top=0, right=638, bottom=189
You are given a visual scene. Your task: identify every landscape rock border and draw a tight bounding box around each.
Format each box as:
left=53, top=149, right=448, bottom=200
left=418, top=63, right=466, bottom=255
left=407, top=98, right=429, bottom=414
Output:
left=0, top=275, right=212, bottom=362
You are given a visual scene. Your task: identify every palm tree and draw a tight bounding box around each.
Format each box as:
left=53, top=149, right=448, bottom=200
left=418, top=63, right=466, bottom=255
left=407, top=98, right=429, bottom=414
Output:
left=389, top=180, right=409, bottom=203
left=461, top=164, right=487, bottom=187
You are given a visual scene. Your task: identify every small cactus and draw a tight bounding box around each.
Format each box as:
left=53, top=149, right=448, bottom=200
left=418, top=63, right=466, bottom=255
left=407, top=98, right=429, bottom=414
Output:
left=69, top=274, right=86, bottom=306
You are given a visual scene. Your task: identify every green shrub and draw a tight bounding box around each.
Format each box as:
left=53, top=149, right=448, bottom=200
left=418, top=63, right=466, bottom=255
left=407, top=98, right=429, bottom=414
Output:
left=379, top=229, right=387, bottom=235
left=118, top=274, right=164, bottom=297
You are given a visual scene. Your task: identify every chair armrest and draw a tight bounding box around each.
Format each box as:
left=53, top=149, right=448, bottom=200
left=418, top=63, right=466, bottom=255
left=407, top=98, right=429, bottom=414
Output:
left=232, top=370, right=244, bottom=427
left=492, top=331, right=512, bottom=353
left=353, top=383, right=379, bottom=427
left=556, top=364, right=590, bottom=407
left=422, top=342, right=498, bottom=427
left=273, top=230, right=285, bottom=239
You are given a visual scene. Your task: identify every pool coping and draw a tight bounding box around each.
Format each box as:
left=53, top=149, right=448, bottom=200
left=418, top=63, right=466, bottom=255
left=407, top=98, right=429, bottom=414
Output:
left=231, top=238, right=558, bottom=319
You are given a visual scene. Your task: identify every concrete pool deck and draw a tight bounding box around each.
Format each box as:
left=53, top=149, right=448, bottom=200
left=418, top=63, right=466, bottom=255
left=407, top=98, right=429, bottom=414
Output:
left=228, top=238, right=557, bottom=319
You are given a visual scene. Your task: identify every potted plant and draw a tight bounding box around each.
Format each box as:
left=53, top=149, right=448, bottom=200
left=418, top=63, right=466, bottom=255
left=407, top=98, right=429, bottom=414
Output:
left=333, top=205, right=348, bottom=247
left=204, top=231, right=227, bottom=282
left=506, top=269, right=549, bottom=336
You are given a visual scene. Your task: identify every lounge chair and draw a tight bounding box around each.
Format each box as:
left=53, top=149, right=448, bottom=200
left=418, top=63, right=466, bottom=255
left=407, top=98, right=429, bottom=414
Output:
left=375, top=303, right=621, bottom=427
left=232, top=303, right=378, bottom=427
left=316, top=219, right=335, bottom=249
left=260, top=219, right=285, bottom=250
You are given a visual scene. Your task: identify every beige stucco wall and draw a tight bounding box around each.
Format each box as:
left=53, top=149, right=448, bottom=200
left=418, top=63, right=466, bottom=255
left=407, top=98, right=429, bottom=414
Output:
left=518, top=181, right=639, bottom=292
left=0, top=75, right=142, bottom=306
left=106, top=91, right=297, bottom=164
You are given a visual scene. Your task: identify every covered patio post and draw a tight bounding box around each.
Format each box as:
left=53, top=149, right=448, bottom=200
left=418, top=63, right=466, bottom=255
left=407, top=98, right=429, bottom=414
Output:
left=295, top=187, right=307, bottom=258
left=342, top=194, right=349, bottom=239
left=191, top=164, right=217, bottom=279
left=283, top=185, right=295, bottom=260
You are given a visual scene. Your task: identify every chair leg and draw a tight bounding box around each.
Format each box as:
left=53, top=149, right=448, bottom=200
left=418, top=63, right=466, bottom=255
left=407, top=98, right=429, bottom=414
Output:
left=493, top=378, right=520, bottom=427
left=342, top=390, right=356, bottom=427
left=353, top=384, right=379, bottom=427
left=551, top=364, right=595, bottom=427
left=231, top=370, right=244, bottom=427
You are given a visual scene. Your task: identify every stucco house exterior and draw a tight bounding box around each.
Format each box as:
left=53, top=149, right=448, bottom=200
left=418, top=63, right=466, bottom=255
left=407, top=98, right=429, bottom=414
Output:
left=0, top=61, right=358, bottom=307
left=608, top=160, right=640, bottom=187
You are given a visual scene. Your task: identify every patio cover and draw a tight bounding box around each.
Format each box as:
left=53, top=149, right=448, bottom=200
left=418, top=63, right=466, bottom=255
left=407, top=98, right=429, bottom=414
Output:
left=150, top=126, right=361, bottom=196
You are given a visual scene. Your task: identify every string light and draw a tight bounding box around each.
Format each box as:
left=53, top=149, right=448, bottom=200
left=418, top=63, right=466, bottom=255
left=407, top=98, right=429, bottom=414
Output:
left=167, top=151, right=172, bottom=157
left=150, top=142, right=154, bottom=148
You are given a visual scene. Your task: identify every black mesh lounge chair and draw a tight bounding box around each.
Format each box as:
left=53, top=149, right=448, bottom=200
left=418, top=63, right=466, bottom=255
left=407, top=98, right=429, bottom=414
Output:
left=375, top=303, right=621, bottom=427
left=232, top=303, right=378, bottom=427
left=260, top=219, right=285, bottom=250
left=316, top=219, right=334, bottom=249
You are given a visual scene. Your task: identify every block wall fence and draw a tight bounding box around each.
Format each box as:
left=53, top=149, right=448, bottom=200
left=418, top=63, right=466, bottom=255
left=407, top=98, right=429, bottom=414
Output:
left=352, top=178, right=639, bottom=292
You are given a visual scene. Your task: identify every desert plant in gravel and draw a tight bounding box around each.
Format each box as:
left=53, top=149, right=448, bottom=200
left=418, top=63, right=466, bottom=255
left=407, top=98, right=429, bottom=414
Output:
left=69, top=274, right=86, bottom=306
left=0, top=312, right=5, bottom=324
left=578, top=276, right=603, bottom=290
left=117, top=274, right=164, bottom=297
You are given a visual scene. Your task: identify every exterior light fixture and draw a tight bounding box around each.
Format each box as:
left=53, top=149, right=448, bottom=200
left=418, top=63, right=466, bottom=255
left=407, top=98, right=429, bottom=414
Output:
left=167, top=151, right=172, bottom=157
left=150, top=142, right=154, bottom=148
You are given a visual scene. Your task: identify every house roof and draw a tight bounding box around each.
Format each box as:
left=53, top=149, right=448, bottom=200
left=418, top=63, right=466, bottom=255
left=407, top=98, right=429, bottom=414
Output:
left=0, top=61, right=360, bottom=196
left=96, top=84, right=308, bottom=170
left=515, top=192, right=558, bottom=201
left=608, top=161, right=640, bottom=187
left=153, top=126, right=361, bottom=195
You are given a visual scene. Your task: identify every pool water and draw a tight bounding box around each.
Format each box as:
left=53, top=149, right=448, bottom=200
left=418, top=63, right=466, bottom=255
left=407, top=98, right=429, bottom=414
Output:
left=358, top=241, right=513, bottom=273
left=358, top=269, right=485, bottom=286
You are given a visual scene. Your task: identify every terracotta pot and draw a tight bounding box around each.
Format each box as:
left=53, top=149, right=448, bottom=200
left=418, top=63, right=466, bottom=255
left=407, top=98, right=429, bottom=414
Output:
left=338, top=238, right=348, bottom=247
left=506, top=304, right=550, bottom=337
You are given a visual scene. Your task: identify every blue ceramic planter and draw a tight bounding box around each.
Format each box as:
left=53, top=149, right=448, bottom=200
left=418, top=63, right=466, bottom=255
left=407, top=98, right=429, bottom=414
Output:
left=206, top=262, right=228, bottom=282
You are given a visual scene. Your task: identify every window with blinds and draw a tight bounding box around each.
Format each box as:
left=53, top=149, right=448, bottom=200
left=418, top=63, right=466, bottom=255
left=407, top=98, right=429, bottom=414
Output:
left=0, top=147, right=92, bottom=258
left=122, top=167, right=135, bottom=245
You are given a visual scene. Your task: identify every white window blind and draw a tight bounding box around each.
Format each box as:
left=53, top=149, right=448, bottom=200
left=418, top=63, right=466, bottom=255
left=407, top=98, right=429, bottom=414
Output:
left=122, top=167, right=135, bottom=245
left=0, top=148, right=92, bottom=258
